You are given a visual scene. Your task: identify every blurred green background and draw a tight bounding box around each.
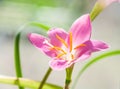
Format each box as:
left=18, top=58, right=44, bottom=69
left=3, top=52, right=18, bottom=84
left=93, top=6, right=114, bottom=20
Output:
left=0, top=0, right=95, bottom=35
left=0, top=0, right=120, bottom=89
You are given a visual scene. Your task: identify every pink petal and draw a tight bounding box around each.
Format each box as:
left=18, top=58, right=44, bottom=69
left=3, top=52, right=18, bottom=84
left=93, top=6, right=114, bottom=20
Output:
left=49, top=59, right=73, bottom=70
left=74, top=40, right=109, bottom=62
left=107, top=0, right=120, bottom=3
left=69, top=14, right=91, bottom=47
left=28, top=33, right=57, bottom=57
left=47, top=28, right=68, bottom=47
left=85, top=40, right=109, bottom=52
left=98, top=0, right=120, bottom=7
left=104, top=0, right=120, bottom=6
left=73, top=51, right=91, bottom=63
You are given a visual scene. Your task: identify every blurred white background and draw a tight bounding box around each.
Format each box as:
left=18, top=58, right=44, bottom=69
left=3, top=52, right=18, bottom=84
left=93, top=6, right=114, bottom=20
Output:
left=0, top=0, right=120, bottom=89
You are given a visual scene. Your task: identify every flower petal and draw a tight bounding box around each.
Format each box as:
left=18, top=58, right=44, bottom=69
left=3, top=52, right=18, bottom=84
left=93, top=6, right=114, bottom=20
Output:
left=49, top=59, right=72, bottom=70
left=28, top=33, right=57, bottom=57
left=74, top=40, right=109, bottom=62
left=69, top=14, right=91, bottom=47
left=47, top=28, right=68, bottom=47
left=88, top=40, right=109, bottom=52
left=98, top=0, right=120, bottom=7
left=73, top=51, right=91, bottom=63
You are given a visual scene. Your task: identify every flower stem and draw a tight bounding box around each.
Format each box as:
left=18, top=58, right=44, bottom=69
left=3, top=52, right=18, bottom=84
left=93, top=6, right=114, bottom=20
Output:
left=14, top=30, right=24, bottom=89
left=38, top=67, right=52, bottom=89
left=64, top=65, right=74, bottom=89
left=64, top=80, right=71, bottom=89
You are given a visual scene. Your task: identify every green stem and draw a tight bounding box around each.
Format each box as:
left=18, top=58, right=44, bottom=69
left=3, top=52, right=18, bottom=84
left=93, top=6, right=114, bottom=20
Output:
left=14, top=31, right=22, bottom=77
left=0, top=75, right=62, bottom=89
left=38, top=67, right=52, bottom=89
left=64, top=65, right=74, bottom=89
left=14, top=30, right=24, bottom=89
left=72, top=50, right=120, bottom=89
left=64, top=79, right=71, bottom=89
left=29, top=22, right=50, bottom=31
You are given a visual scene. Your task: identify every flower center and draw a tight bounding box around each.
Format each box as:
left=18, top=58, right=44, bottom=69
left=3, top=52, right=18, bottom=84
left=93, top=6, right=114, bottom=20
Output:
left=51, top=32, right=86, bottom=62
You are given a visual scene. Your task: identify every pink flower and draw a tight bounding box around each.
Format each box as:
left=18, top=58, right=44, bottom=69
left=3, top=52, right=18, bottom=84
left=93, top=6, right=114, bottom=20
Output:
left=98, top=0, right=120, bottom=7
left=28, top=14, right=109, bottom=70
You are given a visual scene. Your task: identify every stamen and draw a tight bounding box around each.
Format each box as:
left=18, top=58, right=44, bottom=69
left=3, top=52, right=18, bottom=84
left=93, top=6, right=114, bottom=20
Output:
left=56, top=34, right=68, bottom=48
left=74, top=44, right=86, bottom=50
left=56, top=53, right=66, bottom=58
left=51, top=46, right=66, bottom=54
left=69, top=32, right=73, bottom=52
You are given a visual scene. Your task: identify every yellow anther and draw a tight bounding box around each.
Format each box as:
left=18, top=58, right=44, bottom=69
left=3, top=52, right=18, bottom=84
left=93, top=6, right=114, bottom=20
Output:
left=69, top=32, right=73, bottom=52
left=51, top=46, right=66, bottom=54
left=74, top=44, right=86, bottom=50
left=56, top=53, right=66, bottom=58
left=56, top=34, right=68, bottom=48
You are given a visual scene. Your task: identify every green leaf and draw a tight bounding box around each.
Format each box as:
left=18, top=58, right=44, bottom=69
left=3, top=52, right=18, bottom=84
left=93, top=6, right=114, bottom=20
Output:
left=0, top=76, right=62, bottom=89
left=72, top=50, right=120, bottom=89
left=14, top=30, right=24, bottom=89
left=29, top=22, right=50, bottom=31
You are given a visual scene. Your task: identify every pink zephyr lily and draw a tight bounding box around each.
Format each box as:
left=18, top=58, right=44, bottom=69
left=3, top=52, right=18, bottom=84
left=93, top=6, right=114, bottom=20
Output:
left=98, top=0, right=120, bottom=7
left=28, top=14, right=109, bottom=70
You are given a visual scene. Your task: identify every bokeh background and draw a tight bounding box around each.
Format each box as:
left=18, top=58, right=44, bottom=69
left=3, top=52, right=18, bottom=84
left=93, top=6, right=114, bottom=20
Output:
left=0, top=0, right=120, bottom=89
